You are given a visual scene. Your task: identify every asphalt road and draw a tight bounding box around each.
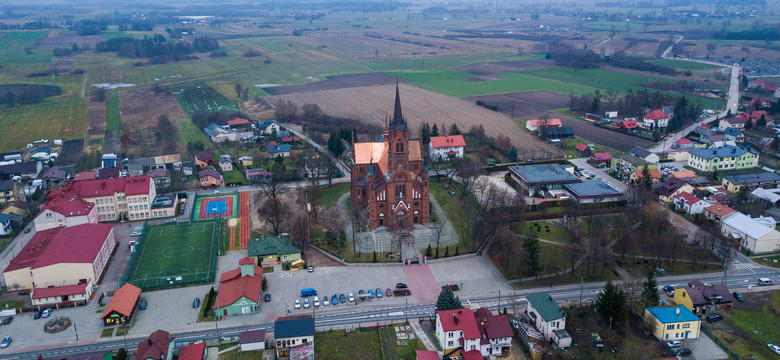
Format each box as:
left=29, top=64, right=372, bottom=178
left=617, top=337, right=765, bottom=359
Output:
left=4, top=267, right=777, bottom=360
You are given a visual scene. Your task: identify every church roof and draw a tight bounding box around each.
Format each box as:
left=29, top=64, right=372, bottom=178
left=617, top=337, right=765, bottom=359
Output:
left=391, top=82, right=407, bottom=130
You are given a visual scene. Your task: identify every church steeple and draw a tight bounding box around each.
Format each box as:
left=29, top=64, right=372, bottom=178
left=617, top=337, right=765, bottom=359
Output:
left=391, top=81, right=406, bottom=129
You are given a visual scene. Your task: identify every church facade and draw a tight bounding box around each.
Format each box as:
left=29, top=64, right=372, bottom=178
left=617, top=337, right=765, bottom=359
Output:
left=350, top=85, right=430, bottom=231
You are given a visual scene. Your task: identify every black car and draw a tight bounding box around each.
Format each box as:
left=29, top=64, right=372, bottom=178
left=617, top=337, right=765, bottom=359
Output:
left=339, top=294, right=346, bottom=303
left=139, top=299, right=147, bottom=310
left=705, top=313, right=723, bottom=323
left=2, top=317, right=11, bottom=325
left=264, top=294, right=271, bottom=302
left=732, top=291, right=744, bottom=302
left=396, top=283, right=408, bottom=289
left=192, top=297, right=200, bottom=308
left=33, top=311, right=42, bottom=320
left=676, top=348, right=692, bottom=356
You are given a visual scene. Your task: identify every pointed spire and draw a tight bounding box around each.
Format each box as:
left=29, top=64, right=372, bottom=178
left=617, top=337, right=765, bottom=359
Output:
left=423, top=155, right=429, bottom=174
left=368, top=159, right=375, bottom=176
left=392, top=80, right=404, bottom=126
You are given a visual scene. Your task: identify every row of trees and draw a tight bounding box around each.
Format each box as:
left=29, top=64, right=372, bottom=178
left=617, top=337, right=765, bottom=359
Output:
left=2, top=85, right=62, bottom=107
left=95, top=36, right=218, bottom=62
left=609, top=52, right=676, bottom=75
left=546, top=40, right=602, bottom=69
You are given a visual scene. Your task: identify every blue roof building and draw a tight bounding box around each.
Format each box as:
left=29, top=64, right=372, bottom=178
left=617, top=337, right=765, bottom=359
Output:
left=508, top=164, right=580, bottom=198
left=644, top=305, right=701, bottom=341
left=266, top=144, right=292, bottom=157
left=564, top=180, right=622, bottom=203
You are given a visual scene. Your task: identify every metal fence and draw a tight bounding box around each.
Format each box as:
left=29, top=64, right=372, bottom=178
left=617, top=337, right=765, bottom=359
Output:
left=118, top=220, right=148, bottom=287
left=701, top=326, right=741, bottom=360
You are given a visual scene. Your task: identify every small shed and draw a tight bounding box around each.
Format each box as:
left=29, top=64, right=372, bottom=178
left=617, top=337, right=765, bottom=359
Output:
left=240, top=329, right=266, bottom=352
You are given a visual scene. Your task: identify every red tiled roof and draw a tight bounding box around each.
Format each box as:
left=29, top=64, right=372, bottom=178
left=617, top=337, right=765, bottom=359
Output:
left=239, top=257, right=254, bottom=265
left=178, top=342, right=206, bottom=360
left=619, top=120, right=638, bottom=129
left=430, top=135, right=466, bottom=149
left=527, top=119, right=562, bottom=127
left=4, top=224, right=113, bottom=272
left=32, top=283, right=89, bottom=299
left=137, top=330, right=174, bottom=360
left=41, top=197, right=94, bottom=217
left=644, top=109, right=669, bottom=120
left=462, top=350, right=483, bottom=360
left=415, top=350, right=439, bottom=360
left=73, top=172, right=97, bottom=181
left=764, top=84, right=778, bottom=91
left=199, top=169, right=221, bottom=179
left=633, top=168, right=661, bottom=179
left=474, top=308, right=514, bottom=340
left=63, top=176, right=152, bottom=198
left=436, top=309, right=480, bottom=340
left=675, top=138, right=693, bottom=144
left=706, top=204, right=736, bottom=217
left=670, top=170, right=696, bottom=179
left=575, top=143, right=588, bottom=152
left=592, top=152, right=611, bottom=160
left=215, top=264, right=264, bottom=307
left=227, top=118, right=250, bottom=126
left=674, top=191, right=703, bottom=205
left=102, top=283, right=141, bottom=318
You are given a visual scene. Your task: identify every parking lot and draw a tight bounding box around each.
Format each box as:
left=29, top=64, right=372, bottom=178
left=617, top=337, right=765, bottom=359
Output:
left=568, top=158, right=627, bottom=192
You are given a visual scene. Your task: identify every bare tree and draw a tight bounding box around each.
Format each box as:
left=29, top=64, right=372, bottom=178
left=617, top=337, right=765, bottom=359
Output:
left=319, top=206, right=345, bottom=252
left=274, top=99, right=299, bottom=122
left=449, top=157, right=484, bottom=199
left=301, top=103, right=323, bottom=121
left=255, top=172, right=290, bottom=235
left=431, top=216, right=450, bottom=257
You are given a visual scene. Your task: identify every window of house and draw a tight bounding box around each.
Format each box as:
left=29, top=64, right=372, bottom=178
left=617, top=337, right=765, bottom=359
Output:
left=666, top=325, right=675, bottom=330
left=683, top=323, right=690, bottom=329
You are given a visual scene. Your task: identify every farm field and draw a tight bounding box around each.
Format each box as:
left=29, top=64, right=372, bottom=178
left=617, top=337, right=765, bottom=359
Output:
left=173, top=81, right=238, bottom=116
left=175, top=118, right=211, bottom=154
left=0, top=99, right=87, bottom=152
left=0, top=30, right=52, bottom=77
left=105, top=94, right=122, bottom=131
left=454, top=58, right=555, bottom=75
left=263, top=73, right=407, bottom=95
left=648, top=59, right=724, bottom=71
left=118, top=88, right=189, bottom=157
left=258, top=82, right=559, bottom=157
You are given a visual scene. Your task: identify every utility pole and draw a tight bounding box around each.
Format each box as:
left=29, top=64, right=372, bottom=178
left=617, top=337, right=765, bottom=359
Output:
left=580, top=277, right=584, bottom=306
left=497, top=289, right=501, bottom=313
left=74, top=321, right=79, bottom=341
left=214, top=296, right=221, bottom=344
left=405, top=298, right=408, bottom=323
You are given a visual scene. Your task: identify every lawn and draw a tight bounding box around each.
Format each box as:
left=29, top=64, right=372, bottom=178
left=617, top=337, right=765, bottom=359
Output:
left=105, top=94, right=122, bottom=131
left=100, top=328, right=114, bottom=338
left=429, top=181, right=478, bottom=249
left=0, top=31, right=51, bottom=77
left=752, top=255, right=780, bottom=268
left=715, top=291, right=780, bottom=359
left=222, top=168, right=249, bottom=185
left=514, top=221, right=572, bottom=244
left=218, top=349, right=266, bottom=360
left=173, top=81, right=238, bottom=116
left=554, top=136, right=621, bottom=159
left=0, top=99, right=87, bottom=152
left=315, top=328, right=381, bottom=360
left=648, top=59, right=724, bottom=71
left=175, top=118, right=212, bottom=155
left=0, top=300, right=25, bottom=311
left=310, top=183, right=350, bottom=210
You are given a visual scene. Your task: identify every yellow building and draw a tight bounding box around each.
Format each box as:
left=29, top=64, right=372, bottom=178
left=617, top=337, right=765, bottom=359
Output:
left=57, top=176, right=173, bottom=221
left=644, top=305, right=701, bottom=341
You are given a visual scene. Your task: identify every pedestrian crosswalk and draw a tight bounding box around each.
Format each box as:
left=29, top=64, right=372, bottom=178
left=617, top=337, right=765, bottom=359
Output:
left=730, top=261, right=761, bottom=271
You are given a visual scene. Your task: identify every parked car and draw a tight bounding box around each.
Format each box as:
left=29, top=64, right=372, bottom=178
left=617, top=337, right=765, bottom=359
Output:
left=322, top=296, right=329, bottom=306
left=33, top=311, right=42, bottom=320
left=131, top=231, right=142, bottom=236
left=666, top=340, right=681, bottom=348
left=42, top=309, right=52, bottom=318
left=339, top=294, right=346, bottom=303
left=192, top=297, right=200, bottom=308
left=331, top=296, right=338, bottom=305
left=732, top=291, right=744, bottom=302
left=303, top=298, right=310, bottom=309
left=662, top=285, right=675, bottom=292
left=314, top=296, right=320, bottom=307
left=396, top=283, right=408, bottom=289
left=294, top=300, right=301, bottom=309
left=386, top=288, right=392, bottom=297
left=139, top=299, right=147, bottom=310
left=758, top=278, right=773, bottom=286
left=676, top=348, right=692, bottom=356
left=768, top=344, right=780, bottom=355
left=166, top=219, right=177, bottom=223
left=0, top=336, right=10, bottom=348
left=24, top=228, right=31, bottom=234
left=706, top=313, right=723, bottom=323
left=358, top=290, right=365, bottom=298
left=368, top=289, right=374, bottom=299
left=348, top=293, right=355, bottom=302
left=1, top=317, right=11, bottom=325
left=308, top=265, right=314, bottom=273
left=264, top=294, right=271, bottom=302
left=376, top=288, right=383, bottom=298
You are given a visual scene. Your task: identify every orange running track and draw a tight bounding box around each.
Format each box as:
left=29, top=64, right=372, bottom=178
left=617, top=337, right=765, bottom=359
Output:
left=229, top=226, right=236, bottom=251
left=239, top=191, right=250, bottom=249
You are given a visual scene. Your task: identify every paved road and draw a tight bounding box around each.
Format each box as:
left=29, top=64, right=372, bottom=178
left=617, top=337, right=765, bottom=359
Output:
left=650, top=36, right=741, bottom=153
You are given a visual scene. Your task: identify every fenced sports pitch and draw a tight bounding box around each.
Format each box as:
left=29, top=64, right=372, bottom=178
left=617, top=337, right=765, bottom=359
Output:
left=125, top=220, right=218, bottom=290
left=193, top=193, right=238, bottom=221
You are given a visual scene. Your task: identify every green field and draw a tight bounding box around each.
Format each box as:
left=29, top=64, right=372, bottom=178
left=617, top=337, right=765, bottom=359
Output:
left=0, top=99, right=87, bottom=152
left=175, top=118, right=211, bottom=153
left=126, top=221, right=218, bottom=290
left=223, top=168, right=249, bottom=185
left=649, top=59, right=723, bottom=71
left=0, top=31, right=51, bottom=77
left=173, top=81, right=238, bottom=116
left=105, top=94, right=122, bottom=131
left=718, top=291, right=780, bottom=359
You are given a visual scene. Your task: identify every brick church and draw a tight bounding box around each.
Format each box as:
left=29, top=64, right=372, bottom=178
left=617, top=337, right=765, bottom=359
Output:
left=350, top=85, right=430, bottom=231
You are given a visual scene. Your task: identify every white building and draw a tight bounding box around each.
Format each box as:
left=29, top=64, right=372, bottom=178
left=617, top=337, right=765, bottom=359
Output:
left=435, top=308, right=482, bottom=357
left=643, top=110, right=670, bottom=129
left=721, top=212, right=780, bottom=254
left=33, top=198, right=96, bottom=231
left=428, top=135, right=466, bottom=161
left=526, top=292, right=571, bottom=348
left=672, top=192, right=710, bottom=215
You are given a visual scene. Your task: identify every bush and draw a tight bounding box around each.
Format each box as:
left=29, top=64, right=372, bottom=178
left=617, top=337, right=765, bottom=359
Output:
left=262, top=276, right=268, bottom=291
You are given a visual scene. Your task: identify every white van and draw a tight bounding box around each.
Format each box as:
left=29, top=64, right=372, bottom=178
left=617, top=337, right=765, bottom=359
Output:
left=758, top=278, right=773, bottom=286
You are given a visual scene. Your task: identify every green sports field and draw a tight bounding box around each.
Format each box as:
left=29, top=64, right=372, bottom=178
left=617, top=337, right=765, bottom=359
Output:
left=126, top=221, right=218, bottom=290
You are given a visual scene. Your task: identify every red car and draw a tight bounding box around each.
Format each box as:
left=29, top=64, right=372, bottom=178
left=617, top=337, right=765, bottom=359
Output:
left=264, top=294, right=271, bottom=302
left=386, top=288, right=392, bottom=297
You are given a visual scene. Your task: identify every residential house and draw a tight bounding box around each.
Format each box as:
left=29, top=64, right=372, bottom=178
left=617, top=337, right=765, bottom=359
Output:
left=304, top=157, right=329, bottom=178
left=267, top=144, right=291, bottom=158
left=722, top=128, right=745, bottom=143
left=203, top=123, right=232, bottom=143
left=239, top=329, right=266, bottom=352
left=257, top=120, right=281, bottom=135
left=0, top=161, right=42, bottom=180
left=41, top=166, right=68, bottom=189
left=148, top=169, right=171, bottom=193
left=525, top=292, right=571, bottom=348
left=33, top=197, right=96, bottom=231
left=643, top=109, right=670, bottom=129
left=610, top=154, right=654, bottom=178
left=722, top=171, right=780, bottom=193
left=738, top=111, right=773, bottom=126
left=73, top=171, right=97, bottom=181
left=136, top=330, right=175, bottom=360
left=687, top=145, right=759, bottom=172
left=588, top=152, right=611, bottom=167
left=670, top=170, right=697, bottom=180
left=238, top=156, right=253, bottom=168
left=617, top=119, right=639, bottom=130
left=748, top=79, right=765, bottom=90
left=563, top=180, right=622, bottom=203
left=435, top=308, right=481, bottom=357
left=3, top=224, right=115, bottom=307
left=248, top=235, right=302, bottom=265
left=722, top=212, right=780, bottom=254
left=199, top=169, right=222, bottom=188
left=630, top=168, right=662, bottom=184
left=280, top=136, right=301, bottom=145
left=53, top=176, right=172, bottom=222
left=672, top=138, right=696, bottom=150
left=525, top=118, right=562, bottom=132
left=194, top=152, right=215, bottom=169
left=428, top=135, right=466, bottom=161
left=750, top=187, right=780, bottom=207
left=276, top=130, right=292, bottom=139
left=749, top=97, right=771, bottom=109
left=0, top=213, right=11, bottom=236
left=574, top=143, right=590, bottom=155
left=101, top=283, right=141, bottom=326
left=474, top=307, right=514, bottom=357
left=657, top=178, right=695, bottom=203
left=214, top=258, right=263, bottom=317
left=246, top=168, right=271, bottom=183
left=97, top=167, right=120, bottom=180
left=2, top=200, right=32, bottom=224
left=674, top=280, right=733, bottom=314
left=673, top=192, right=709, bottom=214
left=629, top=146, right=660, bottom=164
left=508, top=164, right=580, bottom=198
left=0, top=180, right=19, bottom=205
left=219, top=155, right=233, bottom=172
left=178, top=342, right=206, bottom=360
left=719, top=117, right=746, bottom=130
left=644, top=305, right=701, bottom=341
left=704, top=204, right=737, bottom=223
left=127, top=154, right=182, bottom=173
left=275, top=315, right=315, bottom=360
left=693, top=125, right=714, bottom=138
left=542, top=126, right=574, bottom=139
left=415, top=350, right=440, bottom=360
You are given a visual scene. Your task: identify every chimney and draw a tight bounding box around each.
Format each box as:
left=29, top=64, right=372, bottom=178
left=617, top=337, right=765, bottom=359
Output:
left=148, top=339, right=152, bottom=345
left=453, top=313, right=458, bottom=325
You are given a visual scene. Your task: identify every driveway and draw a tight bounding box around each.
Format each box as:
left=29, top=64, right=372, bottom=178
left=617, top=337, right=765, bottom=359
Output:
left=569, top=158, right=627, bottom=192
left=685, top=332, right=729, bottom=360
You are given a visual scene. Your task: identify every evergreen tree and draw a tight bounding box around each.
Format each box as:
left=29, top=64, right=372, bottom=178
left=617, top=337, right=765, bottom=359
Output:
left=641, top=271, right=660, bottom=307
left=508, top=146, right=518, bottom=161
left=235, top=83, right=243, bottom=98
left=444, top=247, right=449, bottom=257
left=372, top=251, right=377, bottom=263
left=435, top=286, right=463, bottom=310
left=523, top=230, right=541, bottom=276
left=746, top=118, right=753, bottom=129
left=421, top=122, right=431, bottom=144
left=440, top=123, right=447, bottom=136
left=435, top=248, right=440, bottom=259
left=431, top=123, right=439, bottom=137
left=426, top=244, right=432, bottom=257
left=449, top=123, right=461, bottom=135
left=116, top=348, right=127, bottom=360
left=772, top=135, right=780, bottom=152
left=641, top=164, right=652, bottom=189
left=590, top=95, right=600, bottom=114
left=757, top=114, right=767, bottom=127
left=596, top=280, right=627, bottom=328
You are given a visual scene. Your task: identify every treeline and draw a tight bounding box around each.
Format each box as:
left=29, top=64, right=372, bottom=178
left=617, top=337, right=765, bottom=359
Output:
left=546, top=41, right=602, bottom=69
left=0, top=21, right=56, bottom=30
left=95, top=36, right=218, bottom=63
left=191, top=111, right=244, bottom=129
left=609, top=52, right=676, bottom=75
left=273, top=100, right=383, bottom=150
left=73, top=20, right=107, bottom=36
left=0, top=84, right=62, bottom=106
left=685, top=27, right=780, bottom=41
